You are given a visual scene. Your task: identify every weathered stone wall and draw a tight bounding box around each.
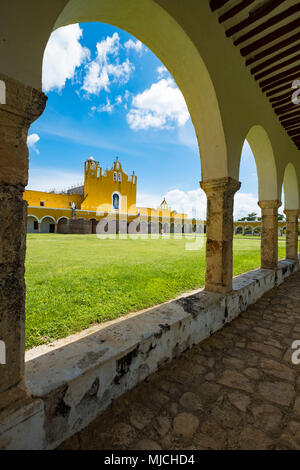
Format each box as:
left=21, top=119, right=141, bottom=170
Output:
left=0, top=183, right=27, bottom=395
left=0, top=73, right=46, bottom=412
left=0, top=259, right=293, bottom=449
left=57, top=219, right=92, bottom=234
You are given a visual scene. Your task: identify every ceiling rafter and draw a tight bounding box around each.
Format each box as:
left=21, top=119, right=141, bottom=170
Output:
left=210, top=0, right=300, bottom=150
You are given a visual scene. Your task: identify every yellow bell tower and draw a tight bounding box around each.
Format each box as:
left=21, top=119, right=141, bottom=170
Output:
left=81, top=156, right=137, bottom=214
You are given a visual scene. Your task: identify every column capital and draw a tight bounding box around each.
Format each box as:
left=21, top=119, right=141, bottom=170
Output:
left=0, top=74, right=47, bottom=186
left=258, top=200, right=281, bottom=210
left=284, top=209, right=299, bottom=218
left=200, top=176, right=241, bottom=195
left=0, top=73, right=47, bottom=127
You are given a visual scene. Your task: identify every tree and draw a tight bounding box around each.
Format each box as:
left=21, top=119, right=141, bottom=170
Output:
left=238, top=212, right=258, bottom=221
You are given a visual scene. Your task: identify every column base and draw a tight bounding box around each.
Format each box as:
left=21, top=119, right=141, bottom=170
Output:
left=205, top=283, right=232, bottom=295
left=0, top=383, right=30, bottom=415
left=0, top=385, right=45, bottom=450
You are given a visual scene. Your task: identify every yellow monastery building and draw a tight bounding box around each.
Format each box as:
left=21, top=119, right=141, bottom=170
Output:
left=25, top=156, right=288, bottom=236
left=24, top=157, right=194, bottom=234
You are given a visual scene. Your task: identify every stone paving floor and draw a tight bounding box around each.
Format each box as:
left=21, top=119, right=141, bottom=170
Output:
left=60, top=272, right=300, bottom=450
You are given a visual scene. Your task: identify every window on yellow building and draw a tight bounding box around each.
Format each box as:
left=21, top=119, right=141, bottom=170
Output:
left=118, top=173, right=122, bottom=182
left=113, top=172, right=117, bottom=181
left=40, top=201, right=44, bottom=206
left=113, top=193, right=119, bottom=210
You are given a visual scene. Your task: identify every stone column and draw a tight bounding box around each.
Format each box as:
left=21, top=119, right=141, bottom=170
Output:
left=200, top=177, right=241, bottom=294
left=284, top=209, right=299, bottom=260
left=0, top=74, right=46, bottom=411
left=258, top=200, right=281, bottom=269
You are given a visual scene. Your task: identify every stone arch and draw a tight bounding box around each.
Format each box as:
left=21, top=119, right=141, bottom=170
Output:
left=48, top=0, right=227, bottom=180
left=235, top=226, right=243, bottom=235
left=163, top=222, right=170, bottom=234
left=243, top=226, right=253, bottom=236
left=253, top=226, right=261, bottom=236
left=140, top=220, right=148, bottom=234
left=176, top=223, right=182, bottom=234
left=57, top=217, right=70, bottom=234
left=40, top=215, right=56, bottom=233
left=244, top=125, right=278, bottom=201
left=27, top=215, right=39, bottom=233
left=283, top=163, right=299, bottom=210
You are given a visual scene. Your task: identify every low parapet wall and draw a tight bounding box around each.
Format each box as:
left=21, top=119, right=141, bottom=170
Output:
left=1, top=259, right=299, bottom=449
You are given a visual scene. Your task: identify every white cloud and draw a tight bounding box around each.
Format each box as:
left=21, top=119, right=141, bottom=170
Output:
left=234, top=192, right=259, bottom=220
left=27, top=133, right=40, bottom=154
left=82, top=61, right=109, bottom=95
left=27, top=167, right=83, bottom=193
left=137, top=188, right=206, bottom=219
left=90, top=95, right=123, bottom=114
left=82, top=33, right=135, bottom=95
left=43, top=24, right=90, bottom=92
left=124, top=39, right=144, bottom=54
left=95, top=98, right=114, bottom=114
left=96, top=32, right=120, bottom=62
left=156, top=65, right=168, bottom=79
left=138, top=188, right=259, bottom=220
left=164, top=189, right=206, bottom=219
left=127, top=78, right=189, bottom=130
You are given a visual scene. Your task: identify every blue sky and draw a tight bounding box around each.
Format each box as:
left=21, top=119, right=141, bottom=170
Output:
left=27, top=22, right=262, bottom=219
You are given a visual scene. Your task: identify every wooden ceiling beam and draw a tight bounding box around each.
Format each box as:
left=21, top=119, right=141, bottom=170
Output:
left=260, top=65, right=300, bottom=87
left=254, top=54, right=300, bottom=80
left=210, top=0, right=231, bottom=12
left=270, top=90, right=294, bottom=102
left=279, top=110, right=300, bottom=121
left=219, top=0, right=255, bottom=23
left=241, top=18, right=300, bottom=57
left=245, top=32, right=300, bottom=65
left=262, top=72, right=300, bottom=92
left=225, top=0, right=286, bottom=37
left=250, top=44, right=300, bottom=74
left=234, top=4, right=300, bottom=46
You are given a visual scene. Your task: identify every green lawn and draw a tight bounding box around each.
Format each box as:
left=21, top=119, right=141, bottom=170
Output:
left=25, top=234, right=286, bottom=349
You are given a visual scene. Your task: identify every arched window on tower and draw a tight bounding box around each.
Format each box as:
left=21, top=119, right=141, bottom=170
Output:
left=113, top=193, right=120, bottom=210
left=113, top=172, right=117, bottom=181
left=118, top=173, right=122, bottom=182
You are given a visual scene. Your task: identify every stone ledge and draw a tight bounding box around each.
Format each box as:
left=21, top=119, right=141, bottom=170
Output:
left=4, top=259, right=298, bottom=449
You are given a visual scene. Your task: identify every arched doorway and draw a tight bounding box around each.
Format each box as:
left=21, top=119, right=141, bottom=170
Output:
left=235, top=226, right=243, bottom=235
left=57, top=217, right=70, bottom=234
left=40, top=216, right=56, bottom=233
left=27, top=215, right=39, bottom=233
left=90, top=218, right=98, bottom=234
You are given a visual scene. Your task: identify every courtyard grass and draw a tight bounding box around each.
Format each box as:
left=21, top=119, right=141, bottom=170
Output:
left=25, top=234, right=286, bottom=349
